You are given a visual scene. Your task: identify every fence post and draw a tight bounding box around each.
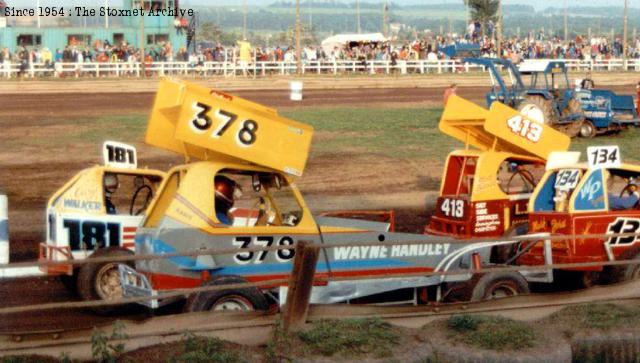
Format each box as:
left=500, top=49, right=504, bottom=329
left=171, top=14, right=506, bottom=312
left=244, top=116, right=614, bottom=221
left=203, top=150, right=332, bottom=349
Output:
left=282, top=240, right=320, bottom=333
left=0, top=193, right=8, bottom=265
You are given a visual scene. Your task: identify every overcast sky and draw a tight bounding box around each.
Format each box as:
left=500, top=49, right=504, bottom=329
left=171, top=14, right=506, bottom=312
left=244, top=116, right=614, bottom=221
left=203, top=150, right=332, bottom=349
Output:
left=4, top=0, right=633, bottom=11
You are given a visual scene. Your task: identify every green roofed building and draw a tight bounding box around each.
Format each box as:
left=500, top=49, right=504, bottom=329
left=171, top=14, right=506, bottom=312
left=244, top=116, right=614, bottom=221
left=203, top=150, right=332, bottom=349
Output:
left=0, top=0, right=189, bottom=53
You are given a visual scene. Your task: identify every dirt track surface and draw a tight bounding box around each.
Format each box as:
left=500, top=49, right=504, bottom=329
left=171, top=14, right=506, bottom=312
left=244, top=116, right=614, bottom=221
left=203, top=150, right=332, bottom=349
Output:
left=1, top=71, right=637, bottom=94
left=3, top=86, right=485, bottom=113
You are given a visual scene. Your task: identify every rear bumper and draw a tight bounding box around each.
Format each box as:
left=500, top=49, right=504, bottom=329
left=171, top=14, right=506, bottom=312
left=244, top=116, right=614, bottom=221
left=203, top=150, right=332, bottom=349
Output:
left=425, top=216, right=472, bottom=238
left=38, top=243, right=73, bottom=276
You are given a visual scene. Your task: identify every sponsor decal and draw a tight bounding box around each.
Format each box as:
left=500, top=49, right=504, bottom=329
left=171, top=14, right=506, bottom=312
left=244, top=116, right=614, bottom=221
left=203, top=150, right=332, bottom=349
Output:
left=474, top=202, right=500, bottom=233
left=333, top=244, right=451, bottom=260
left=63, top=199, right=101, bottom=212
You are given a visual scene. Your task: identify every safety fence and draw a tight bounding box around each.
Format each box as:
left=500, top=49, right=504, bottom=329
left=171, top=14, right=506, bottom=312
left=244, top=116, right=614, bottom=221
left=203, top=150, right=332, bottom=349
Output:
left=2, top=58, right=640, bottom=79
left=2, top=231, right=640, bottom=333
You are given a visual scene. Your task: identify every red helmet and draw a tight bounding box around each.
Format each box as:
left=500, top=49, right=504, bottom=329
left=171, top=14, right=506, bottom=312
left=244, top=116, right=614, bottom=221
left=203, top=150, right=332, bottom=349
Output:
left=214, top=176, right=239, bottom=209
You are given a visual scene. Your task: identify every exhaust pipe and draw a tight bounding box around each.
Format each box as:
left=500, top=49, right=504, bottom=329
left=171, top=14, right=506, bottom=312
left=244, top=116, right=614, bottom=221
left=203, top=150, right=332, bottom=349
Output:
left=0, top=193, right=8, bottom=264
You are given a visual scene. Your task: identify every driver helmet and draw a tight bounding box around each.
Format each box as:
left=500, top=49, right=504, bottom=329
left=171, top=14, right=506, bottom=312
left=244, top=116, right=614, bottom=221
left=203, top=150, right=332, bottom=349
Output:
left=628, top=177, right=639, bottom=194
left=214, top=175, right=242, bottom=212
left=104, top=173, right=119, bottom=194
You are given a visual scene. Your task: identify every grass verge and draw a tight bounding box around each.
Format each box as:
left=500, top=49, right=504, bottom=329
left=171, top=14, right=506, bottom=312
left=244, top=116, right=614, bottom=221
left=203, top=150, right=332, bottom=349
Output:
left=548, top=303, right=640, bottom=333
left=445, top=314, right=537, bottom=351
left=267, top=318, right=399, bottom=361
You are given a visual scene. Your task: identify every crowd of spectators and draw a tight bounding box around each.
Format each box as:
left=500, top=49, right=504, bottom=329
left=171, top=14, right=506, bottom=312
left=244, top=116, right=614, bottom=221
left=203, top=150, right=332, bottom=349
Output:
left=3, top=25, right=640, bottom=77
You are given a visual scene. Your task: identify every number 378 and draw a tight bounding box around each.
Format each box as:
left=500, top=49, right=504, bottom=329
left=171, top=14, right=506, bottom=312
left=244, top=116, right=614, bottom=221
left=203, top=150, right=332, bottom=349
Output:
left=190, top=102, right=258, bottom=146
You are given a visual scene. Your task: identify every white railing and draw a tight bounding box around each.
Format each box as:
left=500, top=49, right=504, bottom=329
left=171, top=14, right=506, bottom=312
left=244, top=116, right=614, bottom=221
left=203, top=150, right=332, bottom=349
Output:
left=1, top=58, right=639, bottom=79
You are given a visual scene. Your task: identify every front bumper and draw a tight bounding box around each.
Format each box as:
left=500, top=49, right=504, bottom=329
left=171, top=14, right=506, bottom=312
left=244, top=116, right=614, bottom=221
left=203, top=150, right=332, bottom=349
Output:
left=118, top=264, right=178, bottom=309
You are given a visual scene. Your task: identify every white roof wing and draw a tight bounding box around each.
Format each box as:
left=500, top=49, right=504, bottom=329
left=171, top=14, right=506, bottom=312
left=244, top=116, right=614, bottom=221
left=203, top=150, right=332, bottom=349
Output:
left=518, top=60, right=554, bottom=73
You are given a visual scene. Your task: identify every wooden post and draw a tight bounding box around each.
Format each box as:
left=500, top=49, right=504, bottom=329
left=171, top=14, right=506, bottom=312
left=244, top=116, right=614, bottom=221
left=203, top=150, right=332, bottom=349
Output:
left=282, top=240, right=320, bottom=333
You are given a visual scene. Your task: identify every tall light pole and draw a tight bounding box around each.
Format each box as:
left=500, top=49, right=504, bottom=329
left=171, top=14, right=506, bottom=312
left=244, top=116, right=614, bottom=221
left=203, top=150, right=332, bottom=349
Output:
left=243, top=0, right=247, bottom=40
left=296, top=0, right=302, bottom=75
left=563, top=0, right=568, bottom=41
left=139, top=1, right=145, bottom=78
left=356, top=0, right=361, bottom=33
left=496, top=0, right=502, bottom=57
left=623, top=0, right=629, bottom=58
left=308, top=0, right=312, bottom=29
left=382, top=0, right=388, bottom=37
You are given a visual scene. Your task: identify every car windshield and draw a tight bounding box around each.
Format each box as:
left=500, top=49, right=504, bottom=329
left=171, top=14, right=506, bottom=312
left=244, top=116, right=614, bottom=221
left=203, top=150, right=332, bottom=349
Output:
left=217, top=170, right=303, bottom=227
left=533, top=168, right=585, bottom=212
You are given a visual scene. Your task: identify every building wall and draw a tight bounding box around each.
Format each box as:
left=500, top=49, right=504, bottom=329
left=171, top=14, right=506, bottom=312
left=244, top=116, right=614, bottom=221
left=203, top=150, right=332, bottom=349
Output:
left=0, top=0, right=186, bottom=53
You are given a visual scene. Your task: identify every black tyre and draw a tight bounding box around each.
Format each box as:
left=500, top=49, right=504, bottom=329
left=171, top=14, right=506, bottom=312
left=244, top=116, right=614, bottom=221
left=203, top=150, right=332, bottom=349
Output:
left=579, top=120, right=597, bottom=138
left=470, top=271, right=530, bottom=301
left=602, top=252, right=640, bottom=284
left=561, top=98, right=585, bottom=137
left=522, top=95, right=555, bottom=124
left=59, top=273, right=78, bottom=296
left=184, top=275, right=268, bottom=313
left=77, top=248, right=134, bottom=315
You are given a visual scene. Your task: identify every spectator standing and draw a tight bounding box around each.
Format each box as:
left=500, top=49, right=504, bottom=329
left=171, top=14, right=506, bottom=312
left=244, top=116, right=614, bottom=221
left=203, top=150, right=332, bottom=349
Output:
left=443, top=83, right=457, bottom=106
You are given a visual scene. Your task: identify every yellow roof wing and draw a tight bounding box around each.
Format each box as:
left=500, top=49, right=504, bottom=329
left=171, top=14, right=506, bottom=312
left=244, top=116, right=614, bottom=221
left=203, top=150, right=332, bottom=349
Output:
left=146, top=79, right=314, bottom=176
left=440, top=96, right=570, bottom=160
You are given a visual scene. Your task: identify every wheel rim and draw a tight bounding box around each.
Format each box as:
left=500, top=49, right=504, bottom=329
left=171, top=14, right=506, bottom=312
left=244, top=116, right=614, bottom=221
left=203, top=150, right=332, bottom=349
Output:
left=95, top=263, right=124, bottom=300
left=211, top=296, right=254, bottom=311
left=580, top=123, right=593, bottom=137
left=486, top=281, right=519, bottom=299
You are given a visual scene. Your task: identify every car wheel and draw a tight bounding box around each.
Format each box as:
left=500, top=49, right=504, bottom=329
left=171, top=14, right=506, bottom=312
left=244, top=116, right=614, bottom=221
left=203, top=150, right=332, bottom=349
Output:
left=77, top=248, right=134, bottom=315
left=471, top=271, right=530, bottom=302
left=184, top=275, right=269, bottom=313
left=579, top=120, right=596, bottom=138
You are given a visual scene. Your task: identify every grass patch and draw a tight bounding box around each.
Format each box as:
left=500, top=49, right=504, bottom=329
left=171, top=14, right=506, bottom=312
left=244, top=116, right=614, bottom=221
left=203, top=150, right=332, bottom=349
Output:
left=169, top=333, right=246, bottom=363
left=281, top=318, right=399, bottom=358
left=283, top=107, right=458, bottom=159
left=13, top=104, right=640, bottom=167
left=445, top=314, right=536, bottom=351
left=299, top=318, right=398, bottom=357
left=548, top=303, right=640, bottom=332
left=571, top=128, right=640, bottom=163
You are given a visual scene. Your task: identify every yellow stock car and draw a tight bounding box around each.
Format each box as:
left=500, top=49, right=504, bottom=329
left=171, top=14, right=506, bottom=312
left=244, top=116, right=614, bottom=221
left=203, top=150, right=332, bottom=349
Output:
left=116, top=80, right=536, bottom=311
